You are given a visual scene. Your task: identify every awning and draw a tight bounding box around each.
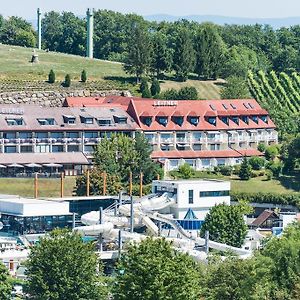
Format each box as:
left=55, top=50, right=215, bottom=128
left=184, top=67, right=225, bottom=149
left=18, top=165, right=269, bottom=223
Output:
left=43, top=163, right=63, bottom=168
left=7, top=163, right=24, bottom=168
left=25, top=163, right=42, bottom=168
left=0, top=165, right=6, bottom=168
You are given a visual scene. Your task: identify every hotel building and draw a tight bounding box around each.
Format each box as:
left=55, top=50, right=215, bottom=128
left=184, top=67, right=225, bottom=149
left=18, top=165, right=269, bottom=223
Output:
left=0, top=96, right=277, bottom=174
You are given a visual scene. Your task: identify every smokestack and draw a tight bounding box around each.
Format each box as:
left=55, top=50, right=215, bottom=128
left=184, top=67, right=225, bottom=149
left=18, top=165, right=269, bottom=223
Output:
left=86, top=8, right=94, bottom=59
left=37, top=8, right=42, bottom=50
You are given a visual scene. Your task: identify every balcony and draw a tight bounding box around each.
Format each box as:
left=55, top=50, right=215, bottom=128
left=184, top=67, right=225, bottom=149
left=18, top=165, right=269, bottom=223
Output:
left=176, top=137, right=190, bottom=144
left=160, top=137, right=174, bottom=144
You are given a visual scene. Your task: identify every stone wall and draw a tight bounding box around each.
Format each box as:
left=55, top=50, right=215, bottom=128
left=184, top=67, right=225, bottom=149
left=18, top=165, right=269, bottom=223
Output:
left=0, top=90, right=131, bottom=107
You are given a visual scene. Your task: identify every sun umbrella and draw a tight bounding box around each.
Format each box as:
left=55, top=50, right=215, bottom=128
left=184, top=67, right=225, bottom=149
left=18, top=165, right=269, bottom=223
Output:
left=7, top=163, right=24, bottom=168
left=25, top=163, right=42, bottom=168
left=0, top=165, right=6, bottom=168
left=43, top=163, right=63, bottom=168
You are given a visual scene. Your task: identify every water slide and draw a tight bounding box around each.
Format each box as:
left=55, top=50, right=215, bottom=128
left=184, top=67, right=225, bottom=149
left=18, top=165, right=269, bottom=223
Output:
left=79, top=192, right=251, bottom=258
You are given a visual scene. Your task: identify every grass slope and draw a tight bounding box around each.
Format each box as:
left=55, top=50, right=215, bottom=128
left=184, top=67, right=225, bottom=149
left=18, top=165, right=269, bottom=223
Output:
left=0, top=44, right=127, bottom=81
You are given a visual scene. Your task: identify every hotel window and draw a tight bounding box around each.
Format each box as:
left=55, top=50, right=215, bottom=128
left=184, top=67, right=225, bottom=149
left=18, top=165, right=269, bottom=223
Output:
left=4, top=146, right=16, bottom=153
left=36, top=132, right=48, bottom=139
left=207, top=117, right=216, bottom=125
left=260, top=115, right=268, bottom=123
left=193, top=144, right=202, bottom=151
left=161, top=145, right=170, bottom=151
left=19, top=132, right=32, bottom=139
left=81, top=117, right=94, bottom=124
left=141, top=117, right=152, bottom=126
left=188, top=117, right=199, bottom=126
left=3, top=132, right=16, bottom=139
left=188, top=190, right=194, bottom=204
left=176, top=145, right=186, bottom=151
left=37, top=118, right=56, bottom=125
left=52, top=145, right=64, bottom=152
left=241, top=116, right=249, bottom=124
left=157, top=116, right=168, bottom=126
left=36, top=144, right=50, bottom=153
left=99, top=132, right=111, bottom=138
left=67, top=145, right=79, bottom=152
left=20, top=145, right=33, bottom=153
left=210, top=144, right=220, bottom=150
left=85, top=131, right=98, bottom=138
left=66, top=132, right=79, bottom=139
left=98, top=118, right=112, bottom=126
left=200, top=190, right=229, bottom=197
left=192, top=132, right=201, bottom=141
left=63, top=115, right=76, bottom=124
left=113, top=116, right=127, bottom=124
left=172, top=116, right=184, bottom=126
left=84, top=145, right=95, bottom=153
left=6, top=118, right=24, bottom=126
left=221, top=116, right=229, bottom=125
left=251, top=116, right=259, bottom=124
left=51, top=132, right=64, bottom=139
left=231, top=116, right=239, bottom=125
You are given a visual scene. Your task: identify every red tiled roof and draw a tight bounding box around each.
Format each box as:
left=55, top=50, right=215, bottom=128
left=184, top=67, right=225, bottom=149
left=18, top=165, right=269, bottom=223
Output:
left=252, top=210, right=279, bottom=227
left=64, top=97, right=276, bottom=132
left=172, top=110, right=184, bottom=116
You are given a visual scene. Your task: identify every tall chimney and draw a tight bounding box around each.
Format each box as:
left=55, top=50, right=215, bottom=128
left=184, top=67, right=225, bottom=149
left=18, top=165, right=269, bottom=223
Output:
left=86, top=8, right=94, bottom=59
left=37, top=8, right=42, bottom=50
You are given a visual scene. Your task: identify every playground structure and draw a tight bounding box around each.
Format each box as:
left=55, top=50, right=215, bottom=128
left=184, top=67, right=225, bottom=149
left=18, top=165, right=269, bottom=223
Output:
left=75, top=192, right=252, bottom=260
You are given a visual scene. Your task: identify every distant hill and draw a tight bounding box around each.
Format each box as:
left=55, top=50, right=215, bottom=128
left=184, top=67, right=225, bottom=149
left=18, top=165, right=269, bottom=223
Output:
left=144, top=14, right=300, bottom=29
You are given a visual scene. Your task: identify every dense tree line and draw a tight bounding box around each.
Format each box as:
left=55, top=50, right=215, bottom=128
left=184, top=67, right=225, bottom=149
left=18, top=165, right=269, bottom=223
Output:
left=2, top=11, right=300, bottom=82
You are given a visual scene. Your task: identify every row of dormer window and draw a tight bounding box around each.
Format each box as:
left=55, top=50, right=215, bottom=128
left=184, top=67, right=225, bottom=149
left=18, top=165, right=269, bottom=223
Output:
left=142, top=115, right=268, bottom=127
left=4, top=115, right=128, bottom=126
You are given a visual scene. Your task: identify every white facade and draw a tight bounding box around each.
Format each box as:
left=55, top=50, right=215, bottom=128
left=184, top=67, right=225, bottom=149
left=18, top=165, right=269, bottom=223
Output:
left=152, top=179, right=230, bottom=221
left=0, top=196, right=70, bottom=217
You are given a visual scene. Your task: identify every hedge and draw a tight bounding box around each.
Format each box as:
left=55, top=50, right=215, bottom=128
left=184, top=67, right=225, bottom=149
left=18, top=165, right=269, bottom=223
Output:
left=231, top=192, right=300, bottom=208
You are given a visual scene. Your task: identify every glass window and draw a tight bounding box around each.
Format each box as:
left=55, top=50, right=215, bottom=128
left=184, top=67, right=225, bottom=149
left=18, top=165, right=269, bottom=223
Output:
left=38, top=118, right=55, bottom=125
left=19, top=132, right=32, bottom=139
left=157, top=117, right=168, bottom=126
left=4, top=146, right=16, bottom=153
left=241, top=116, right=249, bottom=124
left=82, top=117, right=94, bottom=124
left=142, top=117, right=152, bottom=126
left=20, top=146, right=33, bottom=153
left=36, top=132, right=48, bottom=139
left=200, top=190, right=230, bottom=197
left=189, top=117, right=199, bottom=126
left=52, top=145, right=64, bottom=152
left=36, top=145, right=50, bottom=153
left=193, top=144, right=201, bottom=151
left=67, top=145, right=79, bottom=152
left=221, top=116, right=229, bottom=125
left=66, top=132, right=79, bottom=138
left=188, top=190, right=194, bottom=204
left=85, top=131, right=98, bottom=138
left=3, top=132, right=16, bottom=139
left=210, top=144, right=220, bottom=150
left=84, top=145, right=95, bottom=153
left=99, top=132, right=111, bottom=138
left=6, top=118, right=24, bottom=126
left=251, top=116, right=259, bottom=123
left=114, top=116, right=127, bottom=124
left=98, top=119, right=111, bottom=126
left=260, top=115, right=268, bottom=123
left=172, top=116, right=184, bottom=126
left=231, top=116, right=239, bottom=125
left=161, top=145, right=170, bottom=151
left=51, top=132, right=64, bottom=139
left=207, top=117, right=216, bottom=125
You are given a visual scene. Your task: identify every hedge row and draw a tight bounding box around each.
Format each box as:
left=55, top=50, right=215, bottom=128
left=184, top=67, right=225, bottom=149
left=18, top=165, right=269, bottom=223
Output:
left=231, top=192, right=300, bottom=208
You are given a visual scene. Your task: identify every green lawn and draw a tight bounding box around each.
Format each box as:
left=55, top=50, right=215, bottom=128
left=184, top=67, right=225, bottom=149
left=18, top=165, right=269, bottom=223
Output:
left=0, top=44, right=127, bottom=81
left=160, top=78, right=222, bottom=100
left=0, top=177, right=76, bottom=198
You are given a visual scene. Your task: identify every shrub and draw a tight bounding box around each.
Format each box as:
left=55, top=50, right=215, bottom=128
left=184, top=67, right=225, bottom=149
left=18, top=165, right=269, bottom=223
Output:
left=265, top=145, right=279, bottom=161
left=266, top=170, right=273, bottom=180
left=258, top=143, right=266, bottom=153
left=48, top=69, right=55, bottom=83
left=249, top=156, right=265, bottom=170
left=177, top=163, right=195, bottom=179
left=177, top=86, right=198, bottom=100
left=64, top=74, right=71, bottom=87
left=266, top=161, right=283, bottom=178
left=140, top=78, right=151, bottom=98
left=81, top=70, right=87, bottom=82
left=150, top=79, right=160, bottom=97
left=239, top=158, right=252, bottom=180
left=218, top=166, right=233, bottom=176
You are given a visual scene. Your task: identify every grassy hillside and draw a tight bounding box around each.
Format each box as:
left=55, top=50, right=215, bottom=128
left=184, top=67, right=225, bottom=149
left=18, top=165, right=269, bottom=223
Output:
left=160, top=78, right=222, bottom=100
left=0, top=44, right=127, bottom=81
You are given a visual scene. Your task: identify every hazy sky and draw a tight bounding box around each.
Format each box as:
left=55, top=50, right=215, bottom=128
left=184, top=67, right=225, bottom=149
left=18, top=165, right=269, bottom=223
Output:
left=2, top=0, right=300, bottom=19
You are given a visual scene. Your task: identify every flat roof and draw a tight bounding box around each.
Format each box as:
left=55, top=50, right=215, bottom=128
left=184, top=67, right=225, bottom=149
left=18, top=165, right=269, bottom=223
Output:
left=153, top=179, right=229, bottom=184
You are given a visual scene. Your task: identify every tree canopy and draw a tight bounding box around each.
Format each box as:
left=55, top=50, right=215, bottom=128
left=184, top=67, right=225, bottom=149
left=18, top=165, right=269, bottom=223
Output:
left=113, top=238, right=203, bottom=300
left=0, top=262, right=12, bottom=300
left=25, top=229, right=108, bottom=300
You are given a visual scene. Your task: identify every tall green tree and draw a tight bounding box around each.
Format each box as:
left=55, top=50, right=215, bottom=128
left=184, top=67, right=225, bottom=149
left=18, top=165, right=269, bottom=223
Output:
left=0, top=261, right=12, bottom=299
left=221, top=76, right=250, bottom=99
left=150, top=78, right=161, bottom=97
left=151, top=31, right=172, bottom=78
left=113, top=238, right=203, bottom=300
left=173, top=26, right=195, bottom=81
left=25, top=229, right=108, bottom=299
left=239, top=157, right=252, bottom=180
left=124, top=22, right=152, bottom=83
left=200, top=203, right=248, bottom=247
left=194, top=23, right=226, bottom=79
left=140, top=78, right=151, bottom=98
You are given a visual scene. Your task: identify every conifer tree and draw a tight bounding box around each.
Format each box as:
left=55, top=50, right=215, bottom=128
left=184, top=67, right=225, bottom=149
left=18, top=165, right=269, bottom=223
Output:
left=48, top=69, right=55, bottom=83
left=81, top=69, right=87, bottom=82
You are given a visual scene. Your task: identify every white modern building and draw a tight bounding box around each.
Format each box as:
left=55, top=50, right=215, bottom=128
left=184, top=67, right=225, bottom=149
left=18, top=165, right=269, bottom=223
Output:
left=152, top=179, right=230, bottom=230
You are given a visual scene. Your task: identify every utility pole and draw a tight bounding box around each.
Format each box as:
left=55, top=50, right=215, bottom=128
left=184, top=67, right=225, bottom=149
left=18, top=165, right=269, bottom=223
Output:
left=34, top=173, right=38, bottom=198
left=37, top=8, right=42, bottom=50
